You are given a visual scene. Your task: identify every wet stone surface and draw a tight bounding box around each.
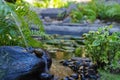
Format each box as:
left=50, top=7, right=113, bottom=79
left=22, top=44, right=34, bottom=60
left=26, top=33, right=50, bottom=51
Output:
left=41, top=35, right=84, bottom=59
left=40, top=8, right=66, bottom=20
left=0, top=46, right=52, bottom=80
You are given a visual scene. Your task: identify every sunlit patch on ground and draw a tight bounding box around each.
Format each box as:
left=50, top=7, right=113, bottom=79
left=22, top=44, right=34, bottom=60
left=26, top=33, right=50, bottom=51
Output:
left=50, top=59, right=73, bottom=79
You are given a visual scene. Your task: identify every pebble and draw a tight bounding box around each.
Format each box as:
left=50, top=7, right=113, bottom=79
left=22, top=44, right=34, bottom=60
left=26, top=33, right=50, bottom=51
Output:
left=94, top=19, right=101, bottom=24
left=61, top=57, right=99, bottom=80
left=39, top=73, right=54, bottom=80
left=70, top=73, right=79, bottom=79
left=44, top=16, right=52, bottom=22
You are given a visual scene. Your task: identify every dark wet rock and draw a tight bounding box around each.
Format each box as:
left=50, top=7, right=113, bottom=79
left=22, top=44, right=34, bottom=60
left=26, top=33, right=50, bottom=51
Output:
left=44, top=23, right=120, bottom=36
left=0, top=46, right=52, bottom=80
left=63, top=76, right=69, bottom=80
left=39, top=73, right=54, bottom=80
left=39, top=15, right=43, bottom=19
left=61, top=57, right=99, bottom=80
left=106, top=21, right=112, bottom=25
left=64, top=75, right=78, bottom=80
left=66, top=4, right=77, bottom=16
left=70, top=73, right=79, bottom=79
left=63, top=16, right=72, bottom=23
left=44, top=16, right=52, bottom=22
left=40, top=8, right=66, bottom=20
left=60, top=60, right=71, bottom=66
left=68, top=77, right=75, bottom=80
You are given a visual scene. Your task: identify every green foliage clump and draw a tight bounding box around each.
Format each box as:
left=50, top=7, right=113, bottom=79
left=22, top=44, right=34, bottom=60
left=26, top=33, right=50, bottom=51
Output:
left=0, top=0, right=23, bottom=46
left=97, top=1, right=120, bottom=21
left=0, top=0, right=44, bottom=47
left=70, top=0, right=120, bottom=23
left=33, top=0, right=68, bottom=8
left=75, top=47, right=82, bottom=56
left=33, top=0, right=50, bottom=8
left=83, top=25, right=120, bottom=70
left=70, top=1, right=97, bottom=23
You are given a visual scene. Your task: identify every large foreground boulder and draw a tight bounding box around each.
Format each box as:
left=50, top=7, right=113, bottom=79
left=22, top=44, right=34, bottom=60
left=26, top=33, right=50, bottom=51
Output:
left=0, top=46, right=52, bottom=80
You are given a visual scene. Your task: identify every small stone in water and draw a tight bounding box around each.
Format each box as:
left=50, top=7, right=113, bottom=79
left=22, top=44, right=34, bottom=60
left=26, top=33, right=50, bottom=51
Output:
left=68, top=77, right=75, bottom=80
left=70, top=73, right=79, bottom=79
left=63, top=16, right=72, bottom=23
left=39, top=73, right=54, bottom=80
left=60, top=60, right=70, bottom=66
left=44, top=16, right=52, bottom=22
left=63, top=76, right=69, bottom=80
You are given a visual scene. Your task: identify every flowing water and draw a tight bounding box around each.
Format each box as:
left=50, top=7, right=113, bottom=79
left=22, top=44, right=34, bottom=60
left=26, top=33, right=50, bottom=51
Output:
left=42, top=51, right=49, bottom=73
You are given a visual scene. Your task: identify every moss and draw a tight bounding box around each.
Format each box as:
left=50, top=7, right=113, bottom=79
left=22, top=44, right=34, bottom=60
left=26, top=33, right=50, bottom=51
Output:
left=99, top=70, right=120, bottom=80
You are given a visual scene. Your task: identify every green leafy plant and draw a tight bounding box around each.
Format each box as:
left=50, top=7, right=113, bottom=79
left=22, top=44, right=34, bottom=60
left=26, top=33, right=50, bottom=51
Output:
left=70, top=0, right=120, bottom=23
left=96, top=0, right=120, bottom=21
left=0, top=0, right=45, bottom=47
left=33, top=0, right=50, bottom=8
left=75, top=47, right=82, bottom=56
left=0, top=0, right=23, bottom=46
left=83, top=25, right=120, bottom=70
left=70, top=1, right=97, bottom=23
left=75, top=46, right=86, bottom=57
left=70, top=9, right=83, bottom=23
